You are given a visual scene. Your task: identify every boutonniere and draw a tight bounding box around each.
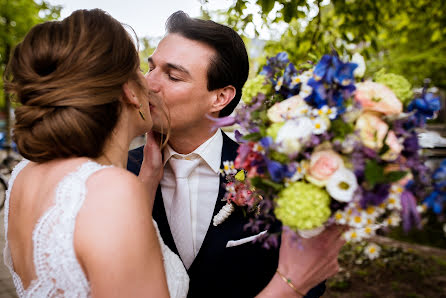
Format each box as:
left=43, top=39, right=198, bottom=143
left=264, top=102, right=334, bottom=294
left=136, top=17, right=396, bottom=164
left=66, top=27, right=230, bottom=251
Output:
left=213, top=161, right=262, bottom=226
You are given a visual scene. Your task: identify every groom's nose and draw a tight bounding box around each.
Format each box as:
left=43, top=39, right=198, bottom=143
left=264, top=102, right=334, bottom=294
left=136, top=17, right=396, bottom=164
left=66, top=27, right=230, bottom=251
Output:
left=145, top=71, right=161, bottom=93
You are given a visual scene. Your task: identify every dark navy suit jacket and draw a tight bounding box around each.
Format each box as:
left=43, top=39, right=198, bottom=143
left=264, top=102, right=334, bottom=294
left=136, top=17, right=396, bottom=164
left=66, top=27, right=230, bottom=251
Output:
left=127, top=132, right=325, bottom=298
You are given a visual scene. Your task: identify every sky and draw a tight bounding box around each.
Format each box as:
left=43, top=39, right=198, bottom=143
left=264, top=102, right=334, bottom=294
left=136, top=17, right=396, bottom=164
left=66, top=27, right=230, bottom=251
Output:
left=46, top=0, right=234, bottom=39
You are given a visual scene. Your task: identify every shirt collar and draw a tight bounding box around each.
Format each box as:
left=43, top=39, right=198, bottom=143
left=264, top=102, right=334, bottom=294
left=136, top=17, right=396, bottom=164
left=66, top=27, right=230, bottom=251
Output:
left=163, top=129, right=223, bottom=174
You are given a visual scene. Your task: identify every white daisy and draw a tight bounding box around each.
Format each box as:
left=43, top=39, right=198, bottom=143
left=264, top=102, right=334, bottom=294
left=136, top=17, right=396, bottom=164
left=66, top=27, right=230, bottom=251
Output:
left=312, top=117, right=328, bottom=135
left=417, top=204, right=428, bottom=214
left=333, top=210, right=348, bottom=225
left=326, top=168, right=358, bottom=203
left=325, top=106, right=338, bottom=119
left=386, top=195, right=402, bottom=210
left=253, top=143, right=265, bottom=154
left=298, top=83, right=313, bottom=98
left=293, top=105, right=311, bottom=118
left=363, top=205, right=379, bottom=219
left=383, top=213, right=401, bottom=227
left=289, top=75, right=301, bottom=88
left=223, top=161, right=237, bottom=175
left=275, top=77, right=284, bottom=91
left=349, top=213, right=368, bottom=228
left=390, top=184, right=404, bottom=195
left=312, top=107, right=326, bottom=117
left=364, top=243, right=381, bottom=260
left=343, top=229, right=362, bottom=242
left=358, top=225, right=379, bottom=238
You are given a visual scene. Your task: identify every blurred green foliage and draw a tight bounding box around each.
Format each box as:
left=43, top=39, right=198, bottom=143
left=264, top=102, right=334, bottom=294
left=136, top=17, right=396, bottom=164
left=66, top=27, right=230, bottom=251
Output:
left=139, top=37, right=158, bottom=74
left=205, top=0, right=446, bottom=90
left=0, top=0, right=61, bottom=109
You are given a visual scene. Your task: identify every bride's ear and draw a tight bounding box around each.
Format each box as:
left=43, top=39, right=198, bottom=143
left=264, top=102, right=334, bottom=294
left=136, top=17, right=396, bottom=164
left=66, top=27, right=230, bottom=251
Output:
left=121, top=81, right=140, bottom=107
left=209, top=85, right=236, bottom=114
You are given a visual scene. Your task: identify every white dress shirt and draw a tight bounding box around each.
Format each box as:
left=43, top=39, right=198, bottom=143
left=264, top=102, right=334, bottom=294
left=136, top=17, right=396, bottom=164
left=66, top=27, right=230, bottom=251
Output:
left=161, top=129, right=223, bottom=259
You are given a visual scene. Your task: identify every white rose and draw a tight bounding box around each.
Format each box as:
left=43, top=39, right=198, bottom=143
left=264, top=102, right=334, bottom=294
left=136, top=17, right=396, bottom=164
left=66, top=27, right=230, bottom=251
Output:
left=276, top=117, right=313, bottom=155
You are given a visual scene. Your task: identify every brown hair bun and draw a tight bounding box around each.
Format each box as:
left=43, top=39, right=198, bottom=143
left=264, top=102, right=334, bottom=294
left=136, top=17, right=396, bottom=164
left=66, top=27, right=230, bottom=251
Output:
left=5, top=9, right=140, bottom=162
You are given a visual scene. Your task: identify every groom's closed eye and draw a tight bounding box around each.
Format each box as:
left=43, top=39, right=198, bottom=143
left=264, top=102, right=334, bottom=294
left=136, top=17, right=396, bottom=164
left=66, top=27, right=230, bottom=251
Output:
left=147, top=57, right=190, bottom=82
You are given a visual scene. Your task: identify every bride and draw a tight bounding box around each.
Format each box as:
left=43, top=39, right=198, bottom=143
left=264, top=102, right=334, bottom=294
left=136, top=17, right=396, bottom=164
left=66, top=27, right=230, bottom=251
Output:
left=4, top=8, right=344, bottom=298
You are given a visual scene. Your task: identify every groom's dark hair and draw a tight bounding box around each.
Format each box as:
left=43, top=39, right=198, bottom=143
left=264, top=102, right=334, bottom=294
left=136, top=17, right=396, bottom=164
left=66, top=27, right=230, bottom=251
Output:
left=165, top=11, right=249, bottom=117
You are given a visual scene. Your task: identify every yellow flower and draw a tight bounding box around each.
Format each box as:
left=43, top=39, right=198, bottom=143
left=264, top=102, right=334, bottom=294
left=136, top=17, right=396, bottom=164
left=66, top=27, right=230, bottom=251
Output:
left=235, top=170, right=245, bottom=182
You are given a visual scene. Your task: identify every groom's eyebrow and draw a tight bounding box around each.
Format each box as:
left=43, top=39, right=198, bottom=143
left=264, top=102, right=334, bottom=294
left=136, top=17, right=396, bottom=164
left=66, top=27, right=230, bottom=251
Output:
left=148, top=57, right=190, bottom=76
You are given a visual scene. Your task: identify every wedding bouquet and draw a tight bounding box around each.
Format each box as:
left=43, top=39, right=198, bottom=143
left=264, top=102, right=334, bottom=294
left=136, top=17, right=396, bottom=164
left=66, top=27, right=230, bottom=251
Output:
left=212, top=52, right=442, bottom=256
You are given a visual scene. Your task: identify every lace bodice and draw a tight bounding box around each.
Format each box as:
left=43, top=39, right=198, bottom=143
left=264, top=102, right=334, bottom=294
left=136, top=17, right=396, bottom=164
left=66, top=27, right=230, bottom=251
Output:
left=4, top=160, right=189, bottom=298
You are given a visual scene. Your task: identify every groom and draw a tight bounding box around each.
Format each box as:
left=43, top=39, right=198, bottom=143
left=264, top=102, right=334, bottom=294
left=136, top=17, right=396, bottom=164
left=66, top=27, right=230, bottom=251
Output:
left=128, top=11, right=325, bottom=298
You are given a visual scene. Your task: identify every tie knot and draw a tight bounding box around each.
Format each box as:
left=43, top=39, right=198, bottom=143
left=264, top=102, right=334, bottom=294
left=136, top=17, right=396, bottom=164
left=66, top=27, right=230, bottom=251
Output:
left=169, top=155, right=200, bottom=179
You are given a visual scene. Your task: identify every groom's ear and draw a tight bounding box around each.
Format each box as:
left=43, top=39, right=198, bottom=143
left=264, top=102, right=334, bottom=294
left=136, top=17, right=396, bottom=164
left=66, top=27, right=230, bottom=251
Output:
left=209, top=85, right=236, bottom=114
left=121, top=81, right=140, bottom=107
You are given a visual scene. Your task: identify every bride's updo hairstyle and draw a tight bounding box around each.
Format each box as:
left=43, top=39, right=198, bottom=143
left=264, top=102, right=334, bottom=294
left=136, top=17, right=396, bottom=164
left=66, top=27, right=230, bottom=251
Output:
left=5, top=9, right=141, bottom=162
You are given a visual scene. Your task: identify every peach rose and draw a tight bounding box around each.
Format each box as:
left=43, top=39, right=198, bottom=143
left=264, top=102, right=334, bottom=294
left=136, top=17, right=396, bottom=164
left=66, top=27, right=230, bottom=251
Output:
left=355, top=81, right=403, bottom=115
left=381, top=130, right=403, bottom=161
left=356, top=112, right=389, bottom=150
left=306, top=150, right=344, bottom=186
left=267, top=95, right=308, bottom=122
left=384, top=164, right=413, bottom=186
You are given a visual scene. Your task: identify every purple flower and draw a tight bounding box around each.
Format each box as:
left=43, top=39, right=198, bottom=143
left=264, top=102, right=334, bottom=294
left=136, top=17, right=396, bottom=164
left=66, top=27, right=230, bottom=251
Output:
left=206, top=114, right=236, bottom=130
left=401, top=190, right=422, bottom=232
left=360, top=184, right=390, bottom=208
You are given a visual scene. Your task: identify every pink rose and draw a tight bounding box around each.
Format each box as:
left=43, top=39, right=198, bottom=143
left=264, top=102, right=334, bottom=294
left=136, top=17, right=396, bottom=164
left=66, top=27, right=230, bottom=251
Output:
left=381, top=130, right=403, bottom=161
left=307, top=150, right=344, bottom=185
left=356, top=112, right=388, bottom=150
left=355, top=81, right=403, bottom=115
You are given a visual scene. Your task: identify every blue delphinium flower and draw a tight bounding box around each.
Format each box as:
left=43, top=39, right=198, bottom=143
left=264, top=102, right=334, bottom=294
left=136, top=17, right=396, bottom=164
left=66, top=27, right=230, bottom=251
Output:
left=424, top=160, right=446, bottom=214
left=407, top=92, right=441, bottom=125
left=265, top=158, right=295, bottom=182
left=260, top=52, right=289, bottom=78
left=305, top=54, right=357, bottom=112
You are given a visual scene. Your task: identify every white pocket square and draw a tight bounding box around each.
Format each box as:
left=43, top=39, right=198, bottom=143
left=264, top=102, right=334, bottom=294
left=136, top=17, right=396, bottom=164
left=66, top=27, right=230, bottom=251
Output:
left=226, top=230, right=267, bottom=248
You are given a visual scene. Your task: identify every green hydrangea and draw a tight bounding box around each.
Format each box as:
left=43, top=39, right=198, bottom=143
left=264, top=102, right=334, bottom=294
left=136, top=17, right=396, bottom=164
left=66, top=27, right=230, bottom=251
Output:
left=274, top=181, right=331, bottom=230
left=374, top=69, right=413, bottom=104
left=266, top=122, right=284, bottom=140
left=242, top=74, right=271, bottom=104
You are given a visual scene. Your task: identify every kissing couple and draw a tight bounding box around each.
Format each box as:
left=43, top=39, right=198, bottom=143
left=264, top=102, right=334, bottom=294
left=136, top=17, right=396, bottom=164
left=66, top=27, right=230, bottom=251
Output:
left=4, top=8, right=345, bottom=298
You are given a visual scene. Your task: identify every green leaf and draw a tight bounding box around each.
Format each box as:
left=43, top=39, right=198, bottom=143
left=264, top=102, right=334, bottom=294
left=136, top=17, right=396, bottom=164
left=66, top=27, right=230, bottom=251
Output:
left=242, top=132, right=262, bottom=141
left=330, top=119, right=355, bottom=140
left=270, top=151, right=289, bottom=164
left=282, top=2, right=298, bottom=23
left=384, top=171, right=407, bottom=183
left=364, top=160, right=385, bottom=188
left=259, top=0, right=275, bottom=15
left=250, top=176, right=283, bottom=192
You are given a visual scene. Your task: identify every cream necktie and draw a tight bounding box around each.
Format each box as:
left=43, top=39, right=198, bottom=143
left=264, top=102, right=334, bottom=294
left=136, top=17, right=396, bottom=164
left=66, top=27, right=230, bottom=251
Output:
left=168, top=156, right=200, bottom=269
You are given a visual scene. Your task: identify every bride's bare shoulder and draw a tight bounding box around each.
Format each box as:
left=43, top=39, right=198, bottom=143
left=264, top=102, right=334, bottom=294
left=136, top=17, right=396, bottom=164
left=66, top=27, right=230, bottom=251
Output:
left=76, top=165, right=156, bottom=243
left=84, top=166, right=149, bottom=206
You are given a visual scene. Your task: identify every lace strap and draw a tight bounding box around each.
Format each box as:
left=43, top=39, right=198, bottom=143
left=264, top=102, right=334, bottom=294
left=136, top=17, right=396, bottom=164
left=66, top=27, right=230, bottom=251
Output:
left=52, top=160, right=112, bottom=211
left=4, top=159, right=29, bottom=239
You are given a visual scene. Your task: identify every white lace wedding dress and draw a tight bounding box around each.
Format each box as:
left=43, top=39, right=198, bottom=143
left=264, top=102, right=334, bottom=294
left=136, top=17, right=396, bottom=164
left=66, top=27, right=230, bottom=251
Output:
left=3, top=159, right=189, bottom=297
